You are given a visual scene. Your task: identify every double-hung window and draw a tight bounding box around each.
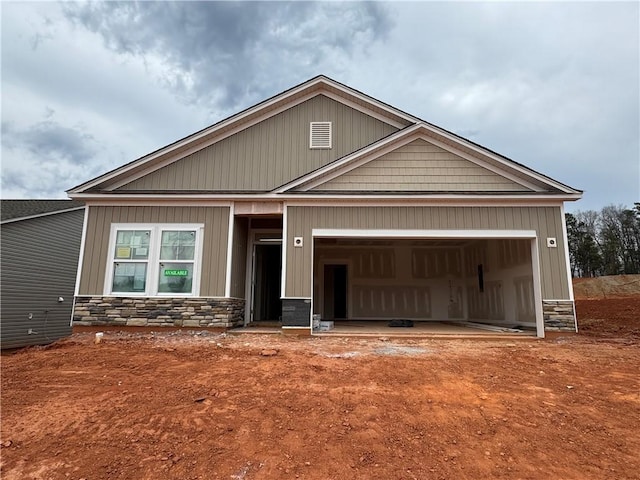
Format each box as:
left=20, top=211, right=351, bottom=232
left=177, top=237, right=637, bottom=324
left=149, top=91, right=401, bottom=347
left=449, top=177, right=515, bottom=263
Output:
left=107, top=224, right=204, bottom=296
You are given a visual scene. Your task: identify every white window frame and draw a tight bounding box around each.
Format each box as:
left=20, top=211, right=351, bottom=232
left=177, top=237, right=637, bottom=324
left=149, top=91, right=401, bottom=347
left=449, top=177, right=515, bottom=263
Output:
left=310, top=121, right=332, bottom=149
left=105, top=223, right=205, bottom=297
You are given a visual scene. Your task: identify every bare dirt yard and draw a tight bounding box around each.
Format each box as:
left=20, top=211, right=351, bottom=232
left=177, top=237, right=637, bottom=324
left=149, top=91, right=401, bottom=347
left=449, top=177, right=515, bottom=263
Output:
left=2, top=278, right=639, bottom=480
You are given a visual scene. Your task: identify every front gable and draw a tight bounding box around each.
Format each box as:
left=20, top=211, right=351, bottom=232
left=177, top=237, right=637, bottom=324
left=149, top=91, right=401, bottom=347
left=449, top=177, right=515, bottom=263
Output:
left=115, top=94, right=399, bottom=192
left=67, top=75, right=581, bottom=200
left=279, top=123, right=580, bottom=196
left=306, top=138, right=533, bottom=193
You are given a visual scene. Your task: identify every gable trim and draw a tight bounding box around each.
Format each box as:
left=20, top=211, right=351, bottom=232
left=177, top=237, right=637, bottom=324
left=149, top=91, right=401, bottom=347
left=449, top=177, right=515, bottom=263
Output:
left=275, top=122, right=580, bottom=195
left=69, top=76, right=415, bottom=194
left=298, top=132, right=543, bottom=193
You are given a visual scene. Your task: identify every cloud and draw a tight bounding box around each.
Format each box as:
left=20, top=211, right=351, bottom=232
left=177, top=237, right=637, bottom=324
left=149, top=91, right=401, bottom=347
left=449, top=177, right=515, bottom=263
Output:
left=1, top=1, right=637, bottom=211
left=3, top=120, right=97, bottom=165
left=1, top=120, right=104, bottom=198
left=62, top=1, right=393, bottom=113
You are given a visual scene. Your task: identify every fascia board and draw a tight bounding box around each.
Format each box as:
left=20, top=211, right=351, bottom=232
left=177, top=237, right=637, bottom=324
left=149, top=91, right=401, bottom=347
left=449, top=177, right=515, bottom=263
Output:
left=279, top=124, right=545, bottom=193
left=68, top=192, right=581, bottom=205
left=0, top=206, right=86, bottom=225
left=415, top=122, right=582, bottom=194
left=69, top=76, right=418, bottom=194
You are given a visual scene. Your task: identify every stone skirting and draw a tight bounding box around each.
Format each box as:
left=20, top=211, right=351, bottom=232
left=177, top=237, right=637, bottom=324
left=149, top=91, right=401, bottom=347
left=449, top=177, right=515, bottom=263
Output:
left=73, top=296, right=245, bottom=328
left=543, top=300, right=577, bottom=332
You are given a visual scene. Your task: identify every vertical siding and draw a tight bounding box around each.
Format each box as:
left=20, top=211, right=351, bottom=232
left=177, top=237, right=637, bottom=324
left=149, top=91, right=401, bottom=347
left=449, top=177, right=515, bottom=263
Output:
left=117, top=95, right=398, bottom=192
left=79, top=206, right=230, bottom=296
left=316, top=139, right=531, bottom=192
left=1, top=209, right=84, bottom=348
left=230, top=217, right=248, bottom=298
left=286, top=206, right=569, bottom=300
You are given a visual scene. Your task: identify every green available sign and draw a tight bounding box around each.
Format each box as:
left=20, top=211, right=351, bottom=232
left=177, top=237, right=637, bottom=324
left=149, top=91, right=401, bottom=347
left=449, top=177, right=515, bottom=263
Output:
left=164, top=269, right=188, bottom=277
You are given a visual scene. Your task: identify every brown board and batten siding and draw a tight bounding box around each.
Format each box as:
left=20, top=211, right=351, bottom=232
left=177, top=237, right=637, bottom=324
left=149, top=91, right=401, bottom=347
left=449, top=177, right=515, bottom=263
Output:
left=314, top=139, right=533, bottom=192
left=116, top=95, right=399, bottom=192
left=285, top=206, right=570, bottom=300
left=79, top=206, right=230, bottom=296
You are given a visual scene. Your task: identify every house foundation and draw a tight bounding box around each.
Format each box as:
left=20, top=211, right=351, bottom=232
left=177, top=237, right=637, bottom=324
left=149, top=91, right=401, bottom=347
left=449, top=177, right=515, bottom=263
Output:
left=73, top=296, right=245, bottom=328
left=542, top=300, right=577, bottom=332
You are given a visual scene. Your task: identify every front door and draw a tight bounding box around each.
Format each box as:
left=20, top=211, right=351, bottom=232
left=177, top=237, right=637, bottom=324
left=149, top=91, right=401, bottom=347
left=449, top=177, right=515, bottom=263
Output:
left=252, top=244, right=282, bottom=322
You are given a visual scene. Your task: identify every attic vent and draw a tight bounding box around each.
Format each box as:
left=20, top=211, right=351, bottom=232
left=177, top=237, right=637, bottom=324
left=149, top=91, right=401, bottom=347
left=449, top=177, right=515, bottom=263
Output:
left=310, top=122, right=332, bottom=149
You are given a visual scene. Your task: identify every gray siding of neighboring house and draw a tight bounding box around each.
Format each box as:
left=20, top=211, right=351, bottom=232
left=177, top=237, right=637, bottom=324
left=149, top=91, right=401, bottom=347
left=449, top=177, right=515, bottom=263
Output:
left=312, top=139, right=533, bottom=192
left=116, top=95, right=399, bottom=192
left=78, top=206, right=230, bottom=297
left=285, top=205, right=570, bottom=300
left=1, top=209, right=84, bottom=349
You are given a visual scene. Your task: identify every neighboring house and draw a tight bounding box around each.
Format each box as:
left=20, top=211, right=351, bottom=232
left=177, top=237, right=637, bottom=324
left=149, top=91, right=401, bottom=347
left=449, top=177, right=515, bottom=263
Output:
left=1, top=200, right=85, bottom=349
left=67, top=76, right=581, bottom=337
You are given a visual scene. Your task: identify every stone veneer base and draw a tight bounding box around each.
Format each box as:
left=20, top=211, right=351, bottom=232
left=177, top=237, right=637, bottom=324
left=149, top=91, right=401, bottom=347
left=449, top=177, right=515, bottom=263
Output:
left=73, top=296, right=245, bottom=328
left=543, top=300, right=577, bottom=332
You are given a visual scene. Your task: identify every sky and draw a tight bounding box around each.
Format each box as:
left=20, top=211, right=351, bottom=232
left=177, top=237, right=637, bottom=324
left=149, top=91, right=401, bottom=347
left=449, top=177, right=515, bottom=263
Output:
left=1, top=1, right=638, bottom=213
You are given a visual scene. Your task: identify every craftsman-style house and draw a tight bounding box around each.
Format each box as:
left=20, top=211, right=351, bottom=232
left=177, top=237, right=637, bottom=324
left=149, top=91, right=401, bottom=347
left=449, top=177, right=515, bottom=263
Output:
left=68, top=76, right=581, bottom=337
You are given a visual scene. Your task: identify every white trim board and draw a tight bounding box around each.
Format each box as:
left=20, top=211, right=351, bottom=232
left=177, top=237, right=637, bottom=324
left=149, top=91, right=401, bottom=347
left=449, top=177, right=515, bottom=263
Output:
left=73, top=205, right=90, bottom=297
left=70, top=193, right=580, bottom=204
left=312, top=229, right=538, bottom=239
left=280, top=203, right=288, bottom=299
left=560, top=204, right=575, bottom=301
left=103, top=222, right=205, bottom=298
left=531, top=237, right=545, bottom=338
left=224, top=203, right=235, bottom=298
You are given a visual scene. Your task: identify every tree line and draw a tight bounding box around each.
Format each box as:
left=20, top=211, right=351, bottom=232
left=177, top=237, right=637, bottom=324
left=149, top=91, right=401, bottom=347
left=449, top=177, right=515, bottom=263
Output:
left=565, top=203, right=640, bottom=278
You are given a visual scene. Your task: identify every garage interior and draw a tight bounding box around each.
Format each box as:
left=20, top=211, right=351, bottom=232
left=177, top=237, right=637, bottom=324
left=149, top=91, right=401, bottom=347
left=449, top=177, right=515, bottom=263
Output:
left=313, top=237, right=538, bottom=335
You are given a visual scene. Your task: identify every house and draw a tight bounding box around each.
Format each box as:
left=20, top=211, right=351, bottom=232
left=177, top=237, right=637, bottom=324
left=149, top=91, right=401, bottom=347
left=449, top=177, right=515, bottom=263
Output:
left=1, top=200, right=85, bottom=348
left=67, top=76, right=581, bottom=337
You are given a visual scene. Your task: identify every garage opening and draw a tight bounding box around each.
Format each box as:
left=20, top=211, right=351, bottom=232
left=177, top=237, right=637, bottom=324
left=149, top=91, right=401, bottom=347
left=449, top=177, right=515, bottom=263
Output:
left=312, top=236, right=539, bottom=336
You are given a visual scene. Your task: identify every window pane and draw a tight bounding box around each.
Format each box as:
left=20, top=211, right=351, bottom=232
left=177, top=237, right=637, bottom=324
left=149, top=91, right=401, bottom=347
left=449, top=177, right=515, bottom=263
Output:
left=112, top=263, right=147, bottom=292
left=158, top=263, right=193, bottom=294
left=160, top=230, right=196, bottom=260
left=114, top=230, right=150, bottom=260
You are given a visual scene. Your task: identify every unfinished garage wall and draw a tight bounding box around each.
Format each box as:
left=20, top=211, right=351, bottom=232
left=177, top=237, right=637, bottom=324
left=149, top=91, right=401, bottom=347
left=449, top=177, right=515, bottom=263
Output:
left=313, top=242, right=465, bottom=320
left=463, top=239, right=535, bottom=326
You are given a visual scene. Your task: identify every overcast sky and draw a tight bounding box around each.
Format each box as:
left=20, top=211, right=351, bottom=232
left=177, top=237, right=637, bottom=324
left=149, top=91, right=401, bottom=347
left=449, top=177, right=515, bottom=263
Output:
left=1, top=1, right=638, bottom=212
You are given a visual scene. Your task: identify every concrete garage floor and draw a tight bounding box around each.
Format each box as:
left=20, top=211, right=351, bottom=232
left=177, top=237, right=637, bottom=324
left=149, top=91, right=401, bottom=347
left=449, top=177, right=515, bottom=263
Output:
left=316, top=321, right=535, bottom=338
left=233, top=321, right=536, bottom=338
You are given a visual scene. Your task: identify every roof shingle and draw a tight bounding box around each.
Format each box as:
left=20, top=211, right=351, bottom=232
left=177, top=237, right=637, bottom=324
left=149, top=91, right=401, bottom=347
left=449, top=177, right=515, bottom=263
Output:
left=1, top=200, right=84, bottom=222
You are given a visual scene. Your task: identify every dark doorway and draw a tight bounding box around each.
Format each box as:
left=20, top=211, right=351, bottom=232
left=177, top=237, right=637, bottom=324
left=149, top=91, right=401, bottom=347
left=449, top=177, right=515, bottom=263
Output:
left=323, top=264, right=348, bottom=320
left=253, top=244, right=282, bottom=322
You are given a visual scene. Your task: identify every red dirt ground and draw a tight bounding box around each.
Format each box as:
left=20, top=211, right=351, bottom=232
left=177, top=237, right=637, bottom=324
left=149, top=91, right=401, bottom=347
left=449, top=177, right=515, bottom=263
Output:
left=2, top=291, right=639, bottom=479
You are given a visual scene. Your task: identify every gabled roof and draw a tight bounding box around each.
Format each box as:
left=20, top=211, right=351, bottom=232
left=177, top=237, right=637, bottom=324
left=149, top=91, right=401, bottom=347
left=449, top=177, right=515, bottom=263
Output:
left=67, top=74, right=581, bottom=199
left=67, top=75, right=419, bottom=194
left=1, top=200, right=85, bottom=223
left=275, top=123, right=582, bottom=195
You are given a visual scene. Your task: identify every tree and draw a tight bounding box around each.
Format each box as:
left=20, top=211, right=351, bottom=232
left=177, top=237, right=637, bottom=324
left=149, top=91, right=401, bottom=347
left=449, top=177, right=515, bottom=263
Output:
left=565, top=203, right=639, bottom=277
left=565, top=212, right=602, bottom=277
